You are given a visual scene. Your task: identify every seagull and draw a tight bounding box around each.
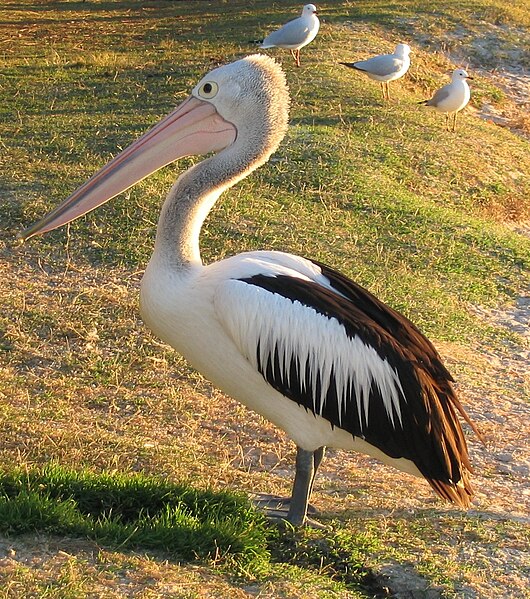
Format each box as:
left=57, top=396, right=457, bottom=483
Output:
left=21, top=55, right=479, bottom=526
left=259, top=4, right=320, bottom=67
left=419, top=69, right=473, bottom=131
left=340, top=43, right=411, bottom=101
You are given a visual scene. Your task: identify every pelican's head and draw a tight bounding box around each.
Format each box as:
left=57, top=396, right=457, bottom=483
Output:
left=302, top=4, right=318, bottom=16
left=20, top=55, right=289, bottom=241
left=395, top=43, right=411, bottom=57
left=191, top=54, right=290, bottom=165
left=452, top=69, right=473, bottom=81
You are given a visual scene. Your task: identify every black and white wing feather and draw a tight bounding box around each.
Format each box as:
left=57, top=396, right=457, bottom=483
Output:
left=215, top=255, right=477, bottom=506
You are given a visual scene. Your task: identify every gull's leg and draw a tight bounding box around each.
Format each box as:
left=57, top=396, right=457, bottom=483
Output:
left=290, top=49, right=297, bottom=63
left=295, top=49, right=301, bottom=67
left=453, top=111, right=458, bottom=132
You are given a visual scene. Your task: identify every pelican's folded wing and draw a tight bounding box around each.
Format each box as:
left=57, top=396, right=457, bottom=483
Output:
left=213, top=260, right=474, bottom=503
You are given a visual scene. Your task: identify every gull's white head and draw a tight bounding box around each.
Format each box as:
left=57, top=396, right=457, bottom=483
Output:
left=395, top=43, right=411, bottom=57
left=302, top=4, right=318, bottom=16
left=452, top=68, right=472, bottom=81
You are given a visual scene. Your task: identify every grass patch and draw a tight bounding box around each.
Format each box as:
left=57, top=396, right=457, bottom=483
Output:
left=0, top=464, right=271, bottom=573
left=0, top=464, right=381, bottom=596
left=269, top=526, right=383, bottom=596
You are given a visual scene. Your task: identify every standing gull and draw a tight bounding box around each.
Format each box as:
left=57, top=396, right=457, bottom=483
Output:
left=419, top=69, right=473, bottom=131
left=260, top=4, right=320, bottom=67
left=340, top=43, right=411, bottom=101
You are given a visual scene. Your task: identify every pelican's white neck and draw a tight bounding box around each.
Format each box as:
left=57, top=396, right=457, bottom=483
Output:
left=149, top=137, right=268, bottom=271
left=150, top=159, right=228, bottom=270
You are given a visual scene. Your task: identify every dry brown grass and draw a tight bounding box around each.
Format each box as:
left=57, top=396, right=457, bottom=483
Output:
left=0, top=535, right=264, bottom=599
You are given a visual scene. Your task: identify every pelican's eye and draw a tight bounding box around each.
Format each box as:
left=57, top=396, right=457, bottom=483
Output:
left=198, top=81, right=219, bottom=99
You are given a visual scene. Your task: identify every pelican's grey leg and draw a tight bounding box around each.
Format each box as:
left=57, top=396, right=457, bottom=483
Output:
left=253, top=446, right=325, bottom=525
left=287, top=446, right=325, bottom=525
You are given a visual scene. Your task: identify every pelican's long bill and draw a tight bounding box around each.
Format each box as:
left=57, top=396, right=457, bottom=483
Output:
left=20, top=96, right=237, bottom=241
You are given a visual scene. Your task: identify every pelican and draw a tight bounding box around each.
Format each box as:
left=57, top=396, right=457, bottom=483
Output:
left=259, top=4, right=320, bottom=67
left=419, top=69, right=473, bottom=131
left=340, top=43, right=411, bottom=101
left=21, top=55, right=479, bottom=526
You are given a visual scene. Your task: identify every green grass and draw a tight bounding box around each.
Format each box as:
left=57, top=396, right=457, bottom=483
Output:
left=1, top=0, right=529, bottom=597
left=0, top=464, right=271, bottom=573
left=0, top=465, right=379, bottom=595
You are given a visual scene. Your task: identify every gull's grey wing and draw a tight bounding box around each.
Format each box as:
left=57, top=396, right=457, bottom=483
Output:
left=262, top=18, right=310, bottom=48
left=425, top=84, right=452, bottom=107
left=354, top=55, right=402, bottom=77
